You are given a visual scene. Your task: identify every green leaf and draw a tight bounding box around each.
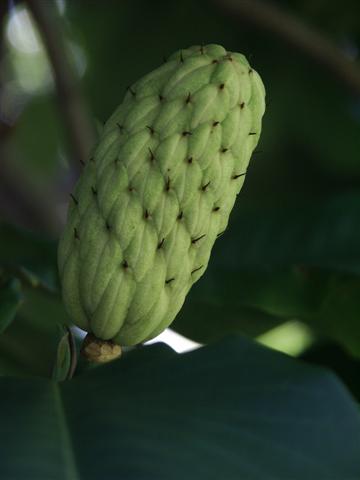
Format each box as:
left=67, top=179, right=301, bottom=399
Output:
left=0, top=223, right=58, bottom=290
left=215, top=193, right=360, bottom=275
left=0, top=336, right=359, bottom=479
left=0, top=278, right=23, bottom=334
left=175, top=193, right=360, bottom=355
left=307, top=273, right=360, bottom=357
left=52, top=327, right=77, bottom=382
left=174, top=301, right=283, bottom=344
left=0, top=287, right=68, bottom=378
left=301, top=341, right=360, bottom=403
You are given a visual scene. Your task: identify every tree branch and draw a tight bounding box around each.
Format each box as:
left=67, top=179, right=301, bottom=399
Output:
left=26, top=0, right=95, bottom=173
left=0, top=3, right=60, bottom=233
left=214, top=0, right=360, bottom=96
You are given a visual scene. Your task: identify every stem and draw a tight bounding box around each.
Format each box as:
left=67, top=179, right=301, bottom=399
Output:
left=0, top=3, right=59, bottom=233
left=26, top=0, right=95, bottom=172
left=214, top=0, right=360, bottom=96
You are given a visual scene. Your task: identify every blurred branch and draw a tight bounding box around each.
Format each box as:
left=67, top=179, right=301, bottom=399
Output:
left=215, top=0, right=360, bottom=96
left=26, top=0, right=95, bottom=172
left=0, top=1, right=6, bottom=51
left=0, top=3, right=60, bottom=233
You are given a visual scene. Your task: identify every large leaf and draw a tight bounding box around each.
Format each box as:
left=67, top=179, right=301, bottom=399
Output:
left=174, top=300, right=283, bottom=343
left=0, top=336, right=359, bottom=479
left=174, top=193, right=360, bottom=355
left=213, top=193, right=360, bottom=274
left=301, top=341, right=360, bottom=402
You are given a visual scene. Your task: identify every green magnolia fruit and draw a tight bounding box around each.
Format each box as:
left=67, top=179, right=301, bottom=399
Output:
left=58, top=44, right=265, bottom=355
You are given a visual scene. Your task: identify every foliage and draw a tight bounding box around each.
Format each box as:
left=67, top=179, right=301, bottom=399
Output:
left=1, top=0, right=360, bottom=477
left=1, top=337, right=360, bottom=479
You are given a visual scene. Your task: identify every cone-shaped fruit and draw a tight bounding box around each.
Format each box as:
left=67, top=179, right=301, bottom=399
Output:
left=58, top=44, right=266, bottom=349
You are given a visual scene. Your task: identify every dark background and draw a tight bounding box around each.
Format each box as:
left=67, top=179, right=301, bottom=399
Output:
left=2, top=0, right=360, bottom=231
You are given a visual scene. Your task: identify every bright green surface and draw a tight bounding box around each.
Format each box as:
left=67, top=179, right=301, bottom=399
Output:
left=257, top=320, right=314, bottom=356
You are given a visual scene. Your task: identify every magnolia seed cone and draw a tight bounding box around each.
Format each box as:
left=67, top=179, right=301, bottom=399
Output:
left=58, top=44, right=266, bottom=347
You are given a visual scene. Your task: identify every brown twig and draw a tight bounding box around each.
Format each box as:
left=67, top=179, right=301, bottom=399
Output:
left=214, top=0, right=360, bottom=96
left=26, top=0, right=95, bottom=172
left=0, top=3, right=61, bottom=233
